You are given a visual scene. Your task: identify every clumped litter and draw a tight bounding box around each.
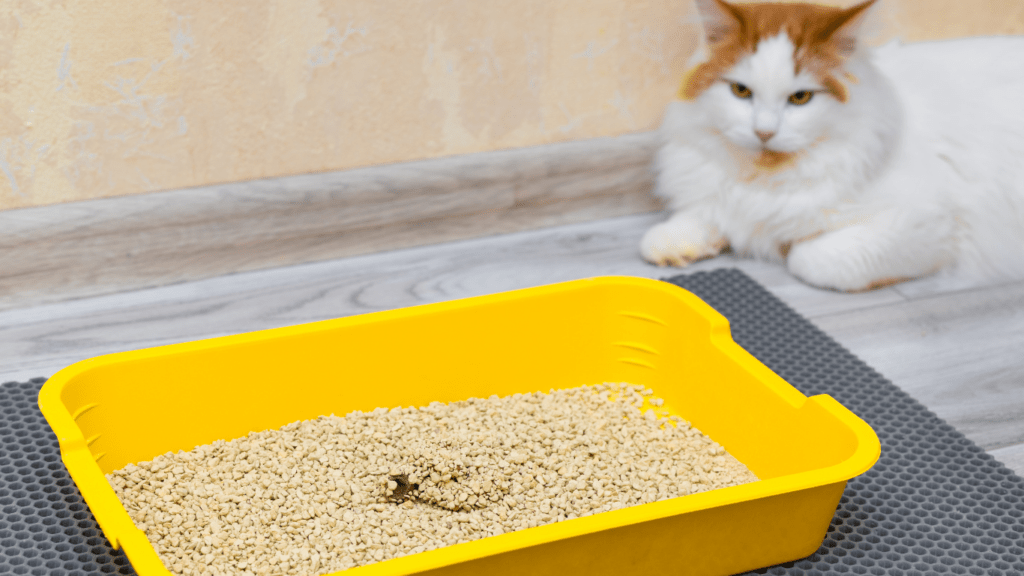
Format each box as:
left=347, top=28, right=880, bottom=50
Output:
left=107, top=383, right=758, bottom=576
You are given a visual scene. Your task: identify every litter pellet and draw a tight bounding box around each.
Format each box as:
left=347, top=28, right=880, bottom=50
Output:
left=107, top=383, right=758, bottom=576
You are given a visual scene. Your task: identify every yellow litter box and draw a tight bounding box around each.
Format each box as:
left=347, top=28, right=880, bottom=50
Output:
left=38, top=276, right=880, bottom=576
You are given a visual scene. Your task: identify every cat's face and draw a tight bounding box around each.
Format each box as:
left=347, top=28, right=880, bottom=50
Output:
left=683, top=0, right=875, bottom=165
left=700, top=32, right=841, bottom=155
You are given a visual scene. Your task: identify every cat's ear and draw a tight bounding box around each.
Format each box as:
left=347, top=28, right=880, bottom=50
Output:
left=819, top=0, right=877, bottom=56
left=694, top=0, right=743, bottom=45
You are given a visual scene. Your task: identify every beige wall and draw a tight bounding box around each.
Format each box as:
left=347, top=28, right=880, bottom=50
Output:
left=1, top=0, right=1022, bottom=210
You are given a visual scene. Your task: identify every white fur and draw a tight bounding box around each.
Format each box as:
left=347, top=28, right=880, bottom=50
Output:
left=643, top=31, right=1024, bottom=291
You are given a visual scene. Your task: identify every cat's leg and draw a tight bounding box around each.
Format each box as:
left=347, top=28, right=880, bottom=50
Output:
left=640, top=209, right=727, bottom=267
left=786, top=208, right=955, bottom=291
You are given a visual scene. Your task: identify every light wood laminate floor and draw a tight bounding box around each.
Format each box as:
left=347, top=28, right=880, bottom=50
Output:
left=3, top=212, right=1022, bottom=475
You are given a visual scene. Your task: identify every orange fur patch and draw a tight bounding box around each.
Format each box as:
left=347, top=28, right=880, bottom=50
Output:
left=755, top=149, right=797, bottom=169
left=822, top=75, right=849, bottom=103
left=678, top=66, right=702, bottom=101
left=851, top=276, right=913, bottom=292
left=682, top=0, right=874, bottom=100
left=779, top=230, right=824, bottom=258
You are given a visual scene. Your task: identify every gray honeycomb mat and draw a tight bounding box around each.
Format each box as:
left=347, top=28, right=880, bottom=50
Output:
left=1, top=268, right=1022, bottom=576
left=667, top=270, right=1024, bottom=576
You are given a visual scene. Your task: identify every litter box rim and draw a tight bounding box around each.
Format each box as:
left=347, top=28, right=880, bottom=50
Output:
left=39, top=275, right=880, bottom=576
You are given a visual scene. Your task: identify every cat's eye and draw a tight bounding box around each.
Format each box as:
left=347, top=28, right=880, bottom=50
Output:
left=730, top=82, right=753, bottom=99
left=788, top=91, right=814, bottom=105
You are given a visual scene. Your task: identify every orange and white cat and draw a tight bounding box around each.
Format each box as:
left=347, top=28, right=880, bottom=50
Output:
left=642, top=0, right=1024, bottom=291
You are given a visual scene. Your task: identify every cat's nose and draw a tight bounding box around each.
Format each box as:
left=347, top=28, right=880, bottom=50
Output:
left=755, top=130, right=775, bottom=143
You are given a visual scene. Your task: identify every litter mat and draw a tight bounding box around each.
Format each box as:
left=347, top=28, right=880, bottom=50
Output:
left=2, top=268, right=1022, bottom=576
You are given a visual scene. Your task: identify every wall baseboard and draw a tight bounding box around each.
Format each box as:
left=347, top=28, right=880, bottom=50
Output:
left=0, top=132, right=661, bottom=312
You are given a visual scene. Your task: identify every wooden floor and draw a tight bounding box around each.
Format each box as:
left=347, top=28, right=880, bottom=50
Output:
left=3, top=212, right=1022, bottom=476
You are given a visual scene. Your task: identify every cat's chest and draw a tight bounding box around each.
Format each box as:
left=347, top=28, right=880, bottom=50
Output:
left=661, top=139, right=874, bottom=249
left=713, top=180, right=856, bottom=254
left=719, top=180, right=840, bottom=223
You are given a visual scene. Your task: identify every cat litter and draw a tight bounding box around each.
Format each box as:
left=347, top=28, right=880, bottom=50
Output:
left=105, top=383, right=757, bottom=576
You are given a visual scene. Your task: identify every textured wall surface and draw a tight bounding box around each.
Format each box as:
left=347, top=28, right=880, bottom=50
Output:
left=1, top=0, right=1022, bottom=210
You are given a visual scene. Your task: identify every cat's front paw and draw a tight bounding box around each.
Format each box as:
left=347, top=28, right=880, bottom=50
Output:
left=640, top=216, right=727, bottom=267
left=787, top=236, right=910, bottom=292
